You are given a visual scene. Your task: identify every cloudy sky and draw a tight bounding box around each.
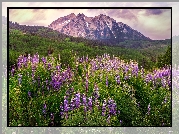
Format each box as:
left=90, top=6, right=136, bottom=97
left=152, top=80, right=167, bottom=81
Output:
left=2, top=2, right=178, bottom=40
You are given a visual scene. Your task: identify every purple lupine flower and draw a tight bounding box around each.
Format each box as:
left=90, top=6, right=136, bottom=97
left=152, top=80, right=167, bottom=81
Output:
left=74, top=93, right=81, bottom=109
left=11, top=66, right=15, bottom=76
left=31, top=64, right=36, bottom=75
left=93, top=84, right=100, bottom=101
left=115, top=75, right=120, bottom=85
left=50, top=72, right=63, bottom=90
left=118, top=110, right=120, bottom=115
left=102, top=99, right=107, bottom=116
left=107, top=115, right=111, bottom=124
left=94, top=84, right=99, bottom=91
left=146, top=103, right=151, bottom=115
left=162, top=70, right=167, bottom=77
left=86, top=55, right=88, bottom=62
left=168, top=80, right=171, bottom=87
left=112, top=102, right=117, bottom=115
left=79, top=58, right=83, bottom=63
left=93, top=90, right=99, bottom=100
left=18, top=74, right=22, bottom=85
left=66, top=89, right=70, bottom=96
left=50, top=113, right=54, bottom=121
left=70, top=87, right=74, bottom=92
left=44, top=103, right=47, bottom=109
left=63, top=96, right=69, bottom=119
left=59, top=104, right=64, bottom=117
left=120, top=120, right=122, bottom=125
left=158, top=72, right=162, bottom=79
left=70, top=97, right=76, bottom=111
left=23, top=57, right=28, bottom=67
left=124, top=75, right=129, bottom=80
left=32, top=54, right=39, bottom=64
left=32, top=72, right=35, bottom=79
left=88, top=96, right=93, bottom=111
left=41, top=57, right=47, bottom=67
left=124, top=65, right=129, bottom=73
left=132, top=65, right=138, bottom=77
left=161, top=79, right=166, bottom=88
left=42, top=84, right=44, bottom=90
left=137, top=102, right=140, bottom=107
left=47, top=63, right=52, bottom=70
left=82, top=93, right=87, bottom=106
left=56, top=65, right=61, bottom=72
left=28, top=54, right=31, bottom=62
left=82, top=93, right=87, bottom=113
left=64, top=96, right=69, bottom=112
left=146, top=74, right=153, bottom=82
left=17, top=55, right=22, bottom=69
left=41, top=57, right=47, bottom=63
left=108, top=98, right=117, bottom=116
left=42, top=103, right=47, bottom=117
left=28, top=91, right=31, bottom=97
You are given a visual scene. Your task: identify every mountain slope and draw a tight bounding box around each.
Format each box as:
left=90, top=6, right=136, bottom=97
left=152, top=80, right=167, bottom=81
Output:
left=48, top=13, right=151, bottom=43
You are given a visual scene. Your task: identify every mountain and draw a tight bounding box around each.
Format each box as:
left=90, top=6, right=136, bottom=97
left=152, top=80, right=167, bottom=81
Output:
left=7, top=17, right=169, bottom=50
left=48, top=13, right=151, bottom=43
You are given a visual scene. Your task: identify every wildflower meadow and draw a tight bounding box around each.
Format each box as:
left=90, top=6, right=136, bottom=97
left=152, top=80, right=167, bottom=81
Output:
left=8, top=52, right=171, bottom=127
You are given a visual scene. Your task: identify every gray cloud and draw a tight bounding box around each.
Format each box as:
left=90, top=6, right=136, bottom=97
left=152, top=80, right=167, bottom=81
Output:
left=145, top=9, right=169, bottom=16
left=113, top=9, right=138, bottom=21
left=146, top=9, right=162, bottom=15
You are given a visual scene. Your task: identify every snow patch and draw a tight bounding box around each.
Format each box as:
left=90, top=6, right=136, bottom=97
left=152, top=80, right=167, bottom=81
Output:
left=106, top=23, right=112, bottom=30
left=111, top=29, right=115, bottom=36
left=61, top=20, right=71, bottom=25
left=123, top=28, right=127, bottom=33
left=86, top=22, right=88, bottom=27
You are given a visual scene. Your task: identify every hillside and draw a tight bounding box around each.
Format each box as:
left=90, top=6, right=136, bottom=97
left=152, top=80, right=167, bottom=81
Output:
left=8, top=28, right=169, bottom=70
left=6, top=16, right=171, bottom=69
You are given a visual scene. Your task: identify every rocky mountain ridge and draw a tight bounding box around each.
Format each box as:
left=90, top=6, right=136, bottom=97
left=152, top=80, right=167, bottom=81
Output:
left=48, top=13, right=151, bottom=43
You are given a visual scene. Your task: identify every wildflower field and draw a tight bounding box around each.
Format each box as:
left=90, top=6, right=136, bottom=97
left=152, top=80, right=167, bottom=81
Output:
left=9, top=53, right=171, bottom=126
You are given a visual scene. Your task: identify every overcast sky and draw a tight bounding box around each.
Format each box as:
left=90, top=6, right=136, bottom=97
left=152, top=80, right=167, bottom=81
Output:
left=2, top=2, right=177, bottom=40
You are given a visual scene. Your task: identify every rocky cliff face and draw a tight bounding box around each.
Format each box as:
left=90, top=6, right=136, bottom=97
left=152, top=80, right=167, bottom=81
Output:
left=48, top=13, right=151, bottom=43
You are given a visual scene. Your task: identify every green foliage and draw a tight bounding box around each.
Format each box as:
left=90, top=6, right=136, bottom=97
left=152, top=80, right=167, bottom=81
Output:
left=9, top=50, right=20, bottom=67
left=9, top=53, right=171, bottom=126
left=9, top=29, right=24, bottom=35
left=157, top=46, right=171, bottom=68
left=9, top=28, right=170, bottom=70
